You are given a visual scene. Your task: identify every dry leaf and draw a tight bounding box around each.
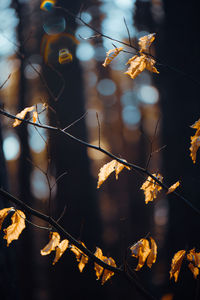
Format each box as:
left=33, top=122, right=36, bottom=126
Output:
left=102, top=47, right=123, bottom=67
left=33, top=111, right=38, bottom=123
left=170, top=250, right=186, bottom=282
left=41, top=232, right=60, bottom=256
left=0, top=207, right=14, bottom=231
left=101, top=257, right=116, bottom=285
left=147, top=237, right=157, bottom=268
left=187, top=249, right=200, bottom=268
left=189, top=119, right=200, bottom=163
left=70, top=242, right=88, bottom=272
left=94, top=247, right=116, bottom=285
left=190, top=135, right=200, bottom=163
left=167, top=181, right=180, bottom=194
left=188, top=263, right=199, bottom=279
left=130, top=238, right=151, bottom=271
left=53, top=239, right=69, bottom=265
left=138, top=33, right=156, bottom=53
left=191, top=118, right=200, bottom=136
left=124, top=54, right=159, bottom=80
left=13, top=106, right=34, bottom=127
left=141, top=173, right=163, bottom=204
left=3, top=210, right=26, bottom=246
left=97, top=159, right=130, bottom=189
left=94, top=247, right=104, bottom=280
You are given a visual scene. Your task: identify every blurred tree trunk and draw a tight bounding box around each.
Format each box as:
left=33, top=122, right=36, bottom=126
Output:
left=155, top=0, right=200, bottom=298
left=14, top=1, right=34, bottom=299
left=0, top=121, right=19, bottom=300
left=42, top=2, right=104, bottom=299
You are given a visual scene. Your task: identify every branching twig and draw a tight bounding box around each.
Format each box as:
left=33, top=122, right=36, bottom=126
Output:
left=0, top=187, right=158, bottom=300
left=0, top=107, right=200, bottom=216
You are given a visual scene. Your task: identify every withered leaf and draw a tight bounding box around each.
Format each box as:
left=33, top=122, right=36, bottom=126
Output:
left=124, top=54, right=159, bottom=80
left=130, top=238, right=151, bottom=271
left=147, top=237, right=157, bottom=268
left=41, top=232, right=60, bottom=256
left=167, top=181, right=180, bottom=194
left=13, top=106, right=34, bottom=127
left=70, top=242, right=89, bottom=272
left=190, top=135, right=200, bottom=164
left=33, top=111, right=38, bottom=123
left=138, top=33, right=156, bottom=53
left=94, top=247, right=116, bottom=285
left=170, top=250, right=186, bottom=282
left=3, top=210, right=26, bottom=246
left=141, top=173, right=163, bottom=204
left=191, top=118, right=200, bottom=136
left=0, top=207, right=14, bottom=231
left=187, top=249, right=200, bottom=268
left=102, top=47, right=123, bottom=67
left=53, top=239, right=69, bottom=265
left=188, top=262, right=199, bottom=279
left=97, top=159, right=130, bottom=189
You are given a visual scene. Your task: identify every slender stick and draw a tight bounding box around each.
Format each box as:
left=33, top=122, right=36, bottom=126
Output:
left=1, top=107, right=200, bottom=216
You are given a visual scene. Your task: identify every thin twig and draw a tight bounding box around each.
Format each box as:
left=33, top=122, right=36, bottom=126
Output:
left=0, top=187, right=158, bottom=300
left=1, top=107, right=200, bottom=216
left=123, top=17, right=132, bottom=46
left=96, top=112, right=101, bottom=148
left=0, top=74, right=11, bottom=90
left=63, top=112, right=88, bottom=131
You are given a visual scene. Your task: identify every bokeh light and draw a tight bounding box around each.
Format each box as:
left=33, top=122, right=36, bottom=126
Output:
left=97, top=78, right=116, bottom=96
left=24, top=63, right=41, bottom=80
left=122, top=105, right=141, bottom=128
left=76, top=43, right=94, bottom=61
left=138, top=85, right=159, bottom=104
left=43, top=16, right=66, bottom=35
left=31, top=169, right=49, bottom=199
left=3, top=132, right=20, bottom=161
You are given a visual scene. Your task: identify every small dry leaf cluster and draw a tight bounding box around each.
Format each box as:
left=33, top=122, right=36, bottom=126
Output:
left=190, top=118, right=200, bottom=163
left=40, top=232, right=116, bottom=285
left=130, top=237, right=157, bottom=271
left=12, top=105, right=44, bottom=127
left=97, top=159, right=130, bottom=188
left=102, top=33, right=159, bottom=80
left=140, top=174, right=180, bottom=204
left=0, top=207, right=26, bottom=246
left=170, top=249, right=200, bottom=281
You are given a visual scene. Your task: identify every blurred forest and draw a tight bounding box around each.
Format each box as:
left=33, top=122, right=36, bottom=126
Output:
left=0, top=0, right=200, bottom=300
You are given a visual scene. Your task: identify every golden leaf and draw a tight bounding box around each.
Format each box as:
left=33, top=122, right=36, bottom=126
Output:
left=94, top=247, right=116, bottom=285
left=33, top=111, right=38, bottom=123
left=0, top=207, right=14, bottom=231
left=167, top=181, right=180, bottom=194
left=13, top=106, right=34, bottom=127
left=52, top=239, right=69, bottom=265
left=101, top=257, right=116, bottom=285
left=102, top=47, right=123, bottom=67
left=191, top=118, right=200, bottom=136
left=141, top=173, right=163, bottom=204
left=147, top=237, right=157, bottom=268
left=124, top=54, right=159, bottom=80
left=187, top=249, right=200, bottom=268
left=70, top=242, right=88, bottom=272
left=3, top=210, right=26, bottom=246
left=138, top=33, right=156, bottom=53
left=41, top=232, right=60, bottom=256
left=188, top=263, right=199, bottom=279
left=94, top=247, right=104, bottom=280
left=190, top=135, right=200, bottom=164
left=130, top=238, right=151, bottom=271
left=97, top=159, right=130, bottom=189
left=170, top=250, right=186, bottom=282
